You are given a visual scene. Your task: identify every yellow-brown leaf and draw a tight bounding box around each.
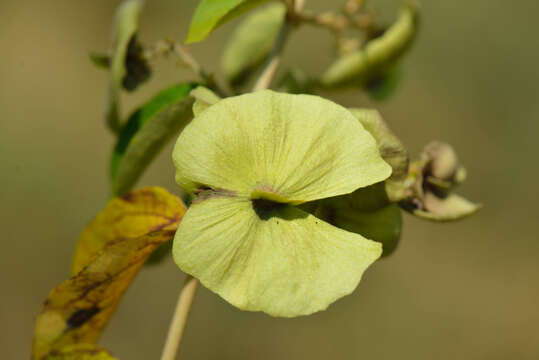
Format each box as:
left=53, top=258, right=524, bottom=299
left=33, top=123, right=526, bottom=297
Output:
left=44, top=344, right=116, bottom=360
left=32, top=187, right=185, bottom=360
left=72, top=186, right=185, bottom=275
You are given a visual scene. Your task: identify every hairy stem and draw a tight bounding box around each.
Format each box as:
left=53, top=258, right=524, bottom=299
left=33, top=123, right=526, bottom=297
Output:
left=160, top=275, right=199, bottom=360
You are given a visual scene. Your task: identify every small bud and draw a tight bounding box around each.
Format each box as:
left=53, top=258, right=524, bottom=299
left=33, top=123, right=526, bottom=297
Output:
left=423, top=141, right=459, bottom=181
left=401, top=141, right=480, bottom=222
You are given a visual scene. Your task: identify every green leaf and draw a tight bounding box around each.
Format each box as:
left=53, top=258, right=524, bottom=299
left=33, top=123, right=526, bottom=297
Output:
left=321, top=2, right=419, bottom=88
left=323, top=182, right=390, bottom=213
left=33, top=187, right=185, bottom=360
left=365, top=65, right=403, bottom=101
left=186, top=0, right=273, bottom=44
left=44, top=344, right=116, bottom=360
left=221, top=3, right=285, bottom=86
left=304, top=189, right=403, bottom=257
left=111, top=83, right=195, bottom=196
left=325, top=203, right=402, bottom=257
left=105, top=0, right=144, bottom=133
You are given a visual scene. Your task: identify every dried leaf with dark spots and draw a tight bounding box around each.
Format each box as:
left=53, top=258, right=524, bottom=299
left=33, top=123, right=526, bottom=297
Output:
left=44, top=344, right=116, bottom=360
left=72, top=186, right=186, bottom=275
left=32, top=187, right=185, bottom=360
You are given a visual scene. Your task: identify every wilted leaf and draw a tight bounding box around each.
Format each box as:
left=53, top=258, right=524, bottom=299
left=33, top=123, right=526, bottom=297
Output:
left=221, top=3, right=285, bottom=86
left=190, top=86, right=221, bottom=117
left=121, top=35, right=151, bottom=92
left=33, top=187, right=185, bottom=360
left=329, top=204, right=402, bottom=257
left=321, top=2, right=419, bottom=88
left=105, top=0, right=144, bottom=133
left=43, top=344, right=116, bottom=360
left=186, top=0, right=273, bottom=44
left=72, top=187, right=186, bottom=274
left=111, top=83, right=195, bottom=196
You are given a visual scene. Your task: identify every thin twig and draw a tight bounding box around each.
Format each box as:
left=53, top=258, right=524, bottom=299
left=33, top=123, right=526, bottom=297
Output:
left=171, top=44, right=207, bottom=83
left=160, top=275, right=199, bottom=360
left=145, top=39, right=228, bottom=97
left=171, top=43, right=229, bottom=97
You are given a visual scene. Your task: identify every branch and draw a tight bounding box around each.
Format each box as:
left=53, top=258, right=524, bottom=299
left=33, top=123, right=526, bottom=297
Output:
left=295, top=6, right=373, bottom=33
left=145, top=40, right=228, bottom=97
left=160, top=275, right=199, bottom=360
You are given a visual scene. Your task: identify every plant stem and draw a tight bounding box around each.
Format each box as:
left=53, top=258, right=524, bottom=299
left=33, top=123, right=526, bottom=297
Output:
left=171, top=44, right=208, bottom=84
left=253, top=0, right=306, bottom=91
left=171, top=43, right=229, bottom=98
left=160, top=275, right=199, bottom=360
left=145, top=39, right=229, bottom=97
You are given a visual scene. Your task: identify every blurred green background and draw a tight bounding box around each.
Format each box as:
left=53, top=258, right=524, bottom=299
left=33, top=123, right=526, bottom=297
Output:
left=1, top=0, right=538, bottom=359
